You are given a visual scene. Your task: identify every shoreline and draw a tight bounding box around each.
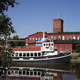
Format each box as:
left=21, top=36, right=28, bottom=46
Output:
left=71, top=53, right=80, bottom=63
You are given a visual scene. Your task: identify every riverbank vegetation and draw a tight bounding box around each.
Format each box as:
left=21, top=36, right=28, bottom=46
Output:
left=0, top=0, right=17, bottom=79
left=71, top=52, right=80, bottom=63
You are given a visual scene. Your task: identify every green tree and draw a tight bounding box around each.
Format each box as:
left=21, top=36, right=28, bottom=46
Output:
left=75, top=45, right=80, bottom=53
left=0, top=15, right=15, bottom=36
left=12, top=35, right=19, bottom=39
left=0, top=0, right=16, bottom=14
left=0, top=0, right=17, bottom=79
left=0, top=15, right=15, bottom=80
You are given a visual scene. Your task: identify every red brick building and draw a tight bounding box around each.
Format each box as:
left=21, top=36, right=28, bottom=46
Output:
left=25, top=18, right=80, bottom=53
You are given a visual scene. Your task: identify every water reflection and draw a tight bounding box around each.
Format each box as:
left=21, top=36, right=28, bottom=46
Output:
left=71, top=64, right=80, bottom=79
left=0, top=67, right=71, bottom=80
left=0, top=63, right=80, bottom=80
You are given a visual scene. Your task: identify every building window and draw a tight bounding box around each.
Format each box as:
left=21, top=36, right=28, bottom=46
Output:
left=68, top=36, right=73, bottom=40
left=62, top=36, right=65, bottom=40
left=53, top=36, right=57, bottom=40
left=73, top=36, right=76, bottom=40
left=58, top=36, right=61, bottom=40
left=48, top=36, right=51, bottom=40
left=36, top=38, right=38, bottom=40
left=51, top=36, right=53, bottom=39
left=77, top=36, right=80, bottom=40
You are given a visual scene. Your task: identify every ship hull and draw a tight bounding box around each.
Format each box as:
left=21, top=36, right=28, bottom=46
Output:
left=12, top=53, right=71, bottom=67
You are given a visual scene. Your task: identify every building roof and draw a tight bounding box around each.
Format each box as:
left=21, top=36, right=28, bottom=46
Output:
left=25, top=32, right=80, bottom=39
left=12, top=46, right=41, bottom=51
left=54, top=40, right=80, bottom=44
left=47, top=32, right=80, bottom=34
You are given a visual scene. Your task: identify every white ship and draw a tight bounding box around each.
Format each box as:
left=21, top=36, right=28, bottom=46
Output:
left=11, top=32, right=71, bottom=65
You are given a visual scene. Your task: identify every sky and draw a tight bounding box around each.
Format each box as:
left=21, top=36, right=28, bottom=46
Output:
left=6, top=0, right=80, bottom=38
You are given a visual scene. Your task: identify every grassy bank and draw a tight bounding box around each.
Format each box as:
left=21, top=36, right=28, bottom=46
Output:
left=71, top=53, right=80, bottom=63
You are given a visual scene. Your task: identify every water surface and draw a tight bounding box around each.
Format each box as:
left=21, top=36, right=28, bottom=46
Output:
left=0, top=63, right=80, bottom=80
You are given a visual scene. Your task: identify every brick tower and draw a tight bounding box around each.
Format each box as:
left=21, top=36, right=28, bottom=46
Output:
left=53, top=18, right=64, bottom=33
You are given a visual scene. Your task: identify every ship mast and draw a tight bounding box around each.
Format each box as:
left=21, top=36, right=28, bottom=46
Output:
left=42, top=32, right=47, bottom=42
left=43, top=32, right=45, bottom=40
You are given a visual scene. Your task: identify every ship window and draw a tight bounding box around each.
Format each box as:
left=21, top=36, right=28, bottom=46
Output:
left=38, top=53, right=41, bottom=56
left=29, top=38, right=31, bottom=40
left=49, top=43, right=50, bottom=46
left=19, top=53, right=22, bottom=57
left=45, top=79, right=48, bottom=80
left=23, top=70, right=26, bottom=75
left=51, top=44, right=53, bottom=46
left=19, top=71, right=22, bottom=75
left=15, top=53, right=18, bottom=57
left=27, top=53, right=29, bottom=57
left=35, top=38, right=37, bottom=40
left=8, top=71, right=10, bottom=75
left=11, top=70, right=14, bottom=74
left=15, top=70, right=18, bottom=74
left=46, top=46, right=49, bottom=48
left=34, top=53, right=37, bottom=56
left=23, top=53, right=26, bottom=57
left=32, top=38, right=34, bottom=40
left=46, top=44, right=48, bottom=46
left=38, top=72, right=40, bottom=75
left=30, top=71, right=33, bottom=75
left=31, top=53, right=33, bottom=57
left=42, top=52, right=45, bottom=55
left=43, top=44, right=45, bottom=46
left=11, top=53, right=14, bottom=57
left=34, top=71, right=37, bottom=75
left=27, top=71, right=29, bottom=75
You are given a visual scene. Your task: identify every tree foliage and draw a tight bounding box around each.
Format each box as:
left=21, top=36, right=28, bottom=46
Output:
left=0, top=0, right=16, bottom=36
left=0, top=15, right=15, bottom=37
left=12, top=35, right=19, bottom=39
left=0, top=0, right=16, bottom=69
left=0, top=0, right=16, bottom=14
left=75, top=45, right=80, bottom=53
left=0, top=1, right=17, bottom=79
left=0, top=48, right=12, bottom=67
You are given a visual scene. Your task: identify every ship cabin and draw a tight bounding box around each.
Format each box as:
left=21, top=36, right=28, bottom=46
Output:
left=11, top=39, right=58, bottom=60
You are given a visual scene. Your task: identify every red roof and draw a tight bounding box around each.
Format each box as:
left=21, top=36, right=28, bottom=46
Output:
left=12, top=46, right=41, bottom=51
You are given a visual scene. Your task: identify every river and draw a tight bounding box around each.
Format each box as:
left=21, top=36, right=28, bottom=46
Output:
left=0, top=63, right=80, bottom=80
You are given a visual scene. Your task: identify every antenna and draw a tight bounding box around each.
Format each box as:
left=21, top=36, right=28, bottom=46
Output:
left=56, top=9, right=62, bottom=18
